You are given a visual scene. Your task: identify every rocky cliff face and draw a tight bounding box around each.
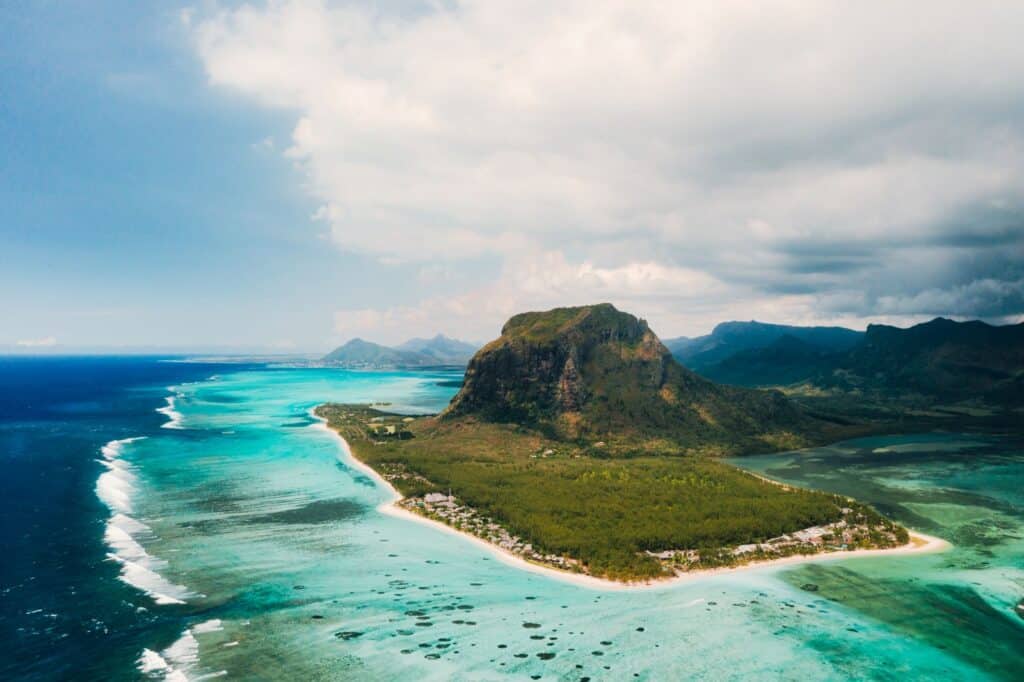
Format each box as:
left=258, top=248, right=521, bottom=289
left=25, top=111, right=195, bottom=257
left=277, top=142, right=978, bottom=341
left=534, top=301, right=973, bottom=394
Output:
left=443, top=304, right=811, bottom=451
left=446, top=304, right=658, bottom=420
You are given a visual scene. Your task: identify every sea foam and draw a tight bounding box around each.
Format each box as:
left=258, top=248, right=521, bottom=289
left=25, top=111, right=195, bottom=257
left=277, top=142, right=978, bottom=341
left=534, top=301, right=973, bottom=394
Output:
left=96, top=436, right=193, bottom=606
left=138, top=620, right=226, bottom=681
left=96, top=437, right=144, bottom=514
left=157, top=390, right=185, bottom=429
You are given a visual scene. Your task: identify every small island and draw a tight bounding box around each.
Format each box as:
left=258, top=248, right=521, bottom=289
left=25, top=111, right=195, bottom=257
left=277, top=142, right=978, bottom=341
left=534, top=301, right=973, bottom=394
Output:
left=315, top=304, right=939, bottom=583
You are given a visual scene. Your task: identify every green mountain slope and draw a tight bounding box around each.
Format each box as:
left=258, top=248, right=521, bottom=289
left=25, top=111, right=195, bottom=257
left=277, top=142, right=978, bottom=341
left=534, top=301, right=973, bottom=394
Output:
left=819, top=317, right=1024, bottom=403
left=699, top=334, right=844, bottom=387
left=665, top=320, right=863, bottom=374
left=443, top=303, right=823, bottom=455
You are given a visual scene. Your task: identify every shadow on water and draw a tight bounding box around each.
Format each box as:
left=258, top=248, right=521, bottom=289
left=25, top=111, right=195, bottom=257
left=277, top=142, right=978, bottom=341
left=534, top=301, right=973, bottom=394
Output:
left=243, top=498, right=366, bottom=525
left=344, top=469, right=379, bottom=488
left=783, top=564, right=1024, bottom=680
left=731, top=434, right=1024, bottom=680
left=281, top=418, right=317, bottom=428
left=196, top=392, right=247, bottom=404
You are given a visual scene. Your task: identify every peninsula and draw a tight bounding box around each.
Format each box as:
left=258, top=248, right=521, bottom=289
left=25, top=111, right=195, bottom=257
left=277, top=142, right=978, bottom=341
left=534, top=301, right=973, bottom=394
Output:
left=316, top=304, right=934, bottom=582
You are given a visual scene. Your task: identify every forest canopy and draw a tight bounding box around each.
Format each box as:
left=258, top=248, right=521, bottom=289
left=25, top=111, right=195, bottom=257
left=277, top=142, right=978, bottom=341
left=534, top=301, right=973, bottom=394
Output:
left=316, top=404, right=870, bottom=579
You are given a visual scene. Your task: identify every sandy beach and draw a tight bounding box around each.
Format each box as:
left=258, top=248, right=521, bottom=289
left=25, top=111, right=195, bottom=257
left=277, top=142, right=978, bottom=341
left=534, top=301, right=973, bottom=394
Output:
left=311, top=408, right=952, bottom=591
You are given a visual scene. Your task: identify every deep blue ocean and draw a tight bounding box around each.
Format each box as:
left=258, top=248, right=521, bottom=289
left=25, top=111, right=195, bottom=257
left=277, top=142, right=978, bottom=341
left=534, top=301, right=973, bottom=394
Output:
left=0, top=357, right=251, bottom=680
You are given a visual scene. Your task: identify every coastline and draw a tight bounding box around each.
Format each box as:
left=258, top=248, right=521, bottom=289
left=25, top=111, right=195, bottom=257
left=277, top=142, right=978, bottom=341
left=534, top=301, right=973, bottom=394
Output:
left=310, top=407, right=951, bottom=591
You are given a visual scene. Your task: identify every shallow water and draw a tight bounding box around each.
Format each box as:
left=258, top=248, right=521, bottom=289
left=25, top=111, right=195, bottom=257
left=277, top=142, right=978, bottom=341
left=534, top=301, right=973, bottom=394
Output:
left=727, top=433, right=1024, bottom=679
left=9, top=362, right=1022, bottom=680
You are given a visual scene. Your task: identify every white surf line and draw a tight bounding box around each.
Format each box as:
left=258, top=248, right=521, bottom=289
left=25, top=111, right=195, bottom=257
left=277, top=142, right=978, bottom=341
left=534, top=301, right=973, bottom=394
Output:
left=309, top=406, right=953, bottom=592
left=157, top=388, right=185, bottom=429
left=138, top=620, right=227, bottom=681
left=97, top=436, right=195, bottom=606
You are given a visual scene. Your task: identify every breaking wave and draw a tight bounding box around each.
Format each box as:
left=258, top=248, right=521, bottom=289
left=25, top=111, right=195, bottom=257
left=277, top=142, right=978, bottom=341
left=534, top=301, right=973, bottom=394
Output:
left=138, top=620, right=226, bottom=681
left=157, top=390, right=185, bottom=429
left=96, top=437, right=193, bottom=606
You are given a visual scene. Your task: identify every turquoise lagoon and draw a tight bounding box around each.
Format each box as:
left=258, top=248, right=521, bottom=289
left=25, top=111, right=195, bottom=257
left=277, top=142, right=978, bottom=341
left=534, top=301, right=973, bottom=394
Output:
left=108, top=367, right=1023, bottom=680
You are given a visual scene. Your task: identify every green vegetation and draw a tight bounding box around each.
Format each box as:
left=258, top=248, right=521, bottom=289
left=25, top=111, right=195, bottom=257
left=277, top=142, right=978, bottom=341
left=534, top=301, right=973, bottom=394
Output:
left=675, top=317, right=1024, bottom=414
left=313, top=304, right=921, bottom=581
left=498, top=303, right=641, bottom=343
left=317, top=405, right=902, bottom=580
left=817, top=317, right=1024, bottom=406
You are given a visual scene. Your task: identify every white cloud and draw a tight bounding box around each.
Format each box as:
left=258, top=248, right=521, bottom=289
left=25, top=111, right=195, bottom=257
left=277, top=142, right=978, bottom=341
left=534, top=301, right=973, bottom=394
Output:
left=334, top=251, right=844, bottom=343
left=16, top=336, right=57, bottom=348
left=193, top=1, right=1024, bottom=336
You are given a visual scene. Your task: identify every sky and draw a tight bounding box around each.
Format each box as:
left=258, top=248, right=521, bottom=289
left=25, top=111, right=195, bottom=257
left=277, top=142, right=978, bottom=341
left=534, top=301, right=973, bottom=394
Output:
left=3, top=1, right=1023, bottom=353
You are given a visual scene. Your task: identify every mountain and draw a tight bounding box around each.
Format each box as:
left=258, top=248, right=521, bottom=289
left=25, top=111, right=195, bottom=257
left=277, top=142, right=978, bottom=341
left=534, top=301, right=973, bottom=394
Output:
left=443, top=303, right=823, bottom=454
left=322, top=338, right=435, bottom=368
left=819, top=317, right=1024, bottom=403
left=664, top=321, right=863, bottom=375
left=396, top=334, right=477, bottom=365
left=323, top=335, right=477, bottom=368
left=699, top=334, right=845, bottom=387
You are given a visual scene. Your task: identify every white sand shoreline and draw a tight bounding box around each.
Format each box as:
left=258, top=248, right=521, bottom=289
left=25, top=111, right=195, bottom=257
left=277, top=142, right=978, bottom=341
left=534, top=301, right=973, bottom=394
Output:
left=310, top=407, right=951, bottom=591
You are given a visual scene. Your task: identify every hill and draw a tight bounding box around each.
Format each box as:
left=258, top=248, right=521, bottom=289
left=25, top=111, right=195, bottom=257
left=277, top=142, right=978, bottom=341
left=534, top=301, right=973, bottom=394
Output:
left=818, top=317, right=1024, bottom=404
left=446, top=303, right=823, bottom=450
left=323, top=335, right=476, bottom=368
left=323, top=338, right=434, bottom=368
left=443, top=303, right=834, bottom=455
left=665, top=321, right=863, bottom=375
left=396, top=334, right=476, bottom=365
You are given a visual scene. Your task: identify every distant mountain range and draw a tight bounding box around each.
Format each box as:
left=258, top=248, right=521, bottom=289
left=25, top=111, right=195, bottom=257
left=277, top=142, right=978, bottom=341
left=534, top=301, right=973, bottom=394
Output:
left=667, top=318, right=1024, bottom=405
left=395, top=335, right=479, bottom=365
left=693, top=334, right=846, bottom=387
left=323, top=334, right=476, bottom=368
left=664, top=321, right=863, bottom=376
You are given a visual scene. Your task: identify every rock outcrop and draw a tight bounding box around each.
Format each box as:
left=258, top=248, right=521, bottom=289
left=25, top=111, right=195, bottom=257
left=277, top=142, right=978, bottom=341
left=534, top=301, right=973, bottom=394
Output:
left=443, top=304, right=812, bottom=452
